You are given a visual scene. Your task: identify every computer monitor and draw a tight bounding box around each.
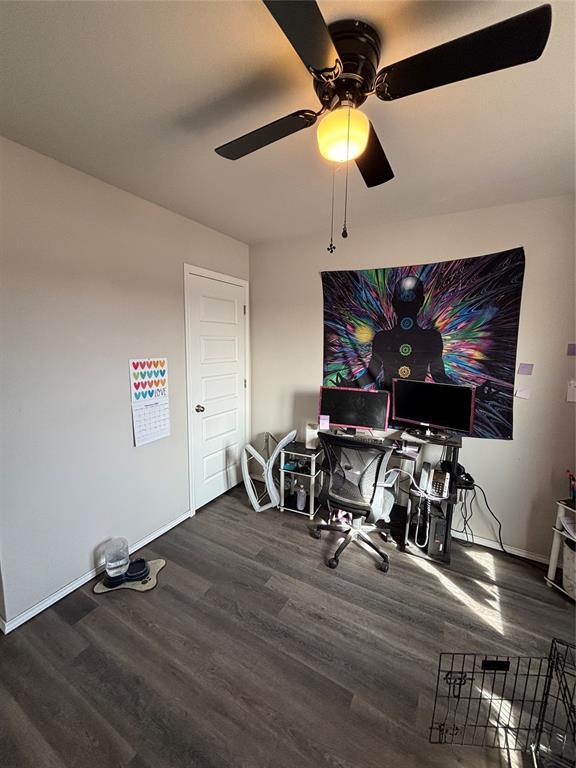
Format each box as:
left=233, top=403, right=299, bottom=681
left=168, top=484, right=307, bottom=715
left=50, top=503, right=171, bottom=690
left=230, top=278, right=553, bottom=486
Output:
left=391, top=379, right=475, bottom=434
left=319, top=386, right=390, bottom=432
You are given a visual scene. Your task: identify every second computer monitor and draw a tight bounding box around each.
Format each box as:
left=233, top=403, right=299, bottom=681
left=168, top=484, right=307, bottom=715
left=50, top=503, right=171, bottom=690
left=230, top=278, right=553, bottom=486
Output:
left=319, top=386, right=390, bottom=432
left=392, top=379, right=475, bottom=434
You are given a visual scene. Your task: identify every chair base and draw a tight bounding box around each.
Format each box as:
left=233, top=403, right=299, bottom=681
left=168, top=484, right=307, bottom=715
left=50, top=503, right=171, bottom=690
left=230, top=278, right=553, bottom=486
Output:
left=310, top=516, right=390, bottom=572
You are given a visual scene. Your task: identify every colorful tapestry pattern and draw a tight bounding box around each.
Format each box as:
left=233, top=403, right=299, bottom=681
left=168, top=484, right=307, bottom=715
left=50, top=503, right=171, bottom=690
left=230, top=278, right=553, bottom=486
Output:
left=322, top=248, right=525, bottom=439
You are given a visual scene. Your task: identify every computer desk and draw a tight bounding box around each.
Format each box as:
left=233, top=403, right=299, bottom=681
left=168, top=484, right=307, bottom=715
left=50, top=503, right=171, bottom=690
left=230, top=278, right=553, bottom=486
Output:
left=323, top=429, right=462, bottom=564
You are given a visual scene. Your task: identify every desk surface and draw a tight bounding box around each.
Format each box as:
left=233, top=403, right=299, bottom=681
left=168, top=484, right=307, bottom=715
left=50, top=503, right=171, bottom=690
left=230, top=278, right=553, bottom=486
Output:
left=318, top=428, right=462, bottom=450
left=317, top=430, right=392, bottom=449
left=401, top=430, right=462, bottom=449
left=283, top=441, right=323, bottom=457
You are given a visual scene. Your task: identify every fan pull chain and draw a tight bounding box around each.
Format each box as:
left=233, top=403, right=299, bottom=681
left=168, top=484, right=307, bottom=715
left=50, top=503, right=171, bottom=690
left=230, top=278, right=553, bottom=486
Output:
left=327, top=165, right=336, bottom=253
left=342, top=106, right=350, bottom=239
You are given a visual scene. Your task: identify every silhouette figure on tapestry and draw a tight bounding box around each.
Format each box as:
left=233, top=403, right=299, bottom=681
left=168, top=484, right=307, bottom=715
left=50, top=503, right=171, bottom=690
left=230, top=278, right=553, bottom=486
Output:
left=357, top=275, right=452, bottom=389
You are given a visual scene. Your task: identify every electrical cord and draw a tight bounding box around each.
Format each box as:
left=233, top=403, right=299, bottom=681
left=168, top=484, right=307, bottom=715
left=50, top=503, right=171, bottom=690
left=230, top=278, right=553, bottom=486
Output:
left=414, top=497, right=431, bottom=549
left=451, top=489, right=473, bottom=545
left=381, top=467, right=434, bottom=498
left=461, top=488, right=476, bottom=546
left=466, top=487, right=477, bottom=545
left=474, top=483, right=507, bottom=554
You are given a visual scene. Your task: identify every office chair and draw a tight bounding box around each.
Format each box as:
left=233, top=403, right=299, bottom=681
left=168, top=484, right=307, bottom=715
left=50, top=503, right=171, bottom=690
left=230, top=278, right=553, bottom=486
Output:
left=312, top=431, right=396, bottom=572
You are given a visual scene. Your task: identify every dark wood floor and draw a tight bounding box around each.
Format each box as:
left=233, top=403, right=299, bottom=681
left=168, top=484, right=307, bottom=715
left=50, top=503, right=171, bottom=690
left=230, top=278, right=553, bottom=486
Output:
left=1, top=486, right=573, bottom=768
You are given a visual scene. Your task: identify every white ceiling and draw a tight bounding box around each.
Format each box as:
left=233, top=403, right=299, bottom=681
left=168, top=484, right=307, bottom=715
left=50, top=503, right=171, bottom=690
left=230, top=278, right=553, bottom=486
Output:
left=1, top=1, right=574, bottom=245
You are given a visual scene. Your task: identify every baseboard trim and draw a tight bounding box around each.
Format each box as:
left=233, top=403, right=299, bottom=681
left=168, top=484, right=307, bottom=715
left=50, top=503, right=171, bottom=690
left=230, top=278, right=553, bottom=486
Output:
left=451, top=531, right=548, bottom=565
left=0, top=510, right=192, bottom=635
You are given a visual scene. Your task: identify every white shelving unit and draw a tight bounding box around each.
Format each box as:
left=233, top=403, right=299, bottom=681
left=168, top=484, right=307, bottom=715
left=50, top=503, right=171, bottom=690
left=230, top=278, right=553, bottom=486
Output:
left=279, top=441, right=323, bottom=519
left=545, top=498, right=575, bottom=599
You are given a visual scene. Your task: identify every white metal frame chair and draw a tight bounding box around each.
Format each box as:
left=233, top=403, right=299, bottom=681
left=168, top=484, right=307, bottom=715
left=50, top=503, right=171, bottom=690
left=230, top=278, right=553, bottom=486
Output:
left=241, top=430, right=298, bottom=511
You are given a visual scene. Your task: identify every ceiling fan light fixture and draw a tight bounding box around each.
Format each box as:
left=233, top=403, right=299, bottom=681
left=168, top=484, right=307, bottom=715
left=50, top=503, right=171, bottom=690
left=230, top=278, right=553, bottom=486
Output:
left=317, top=106, right=370, bottom=163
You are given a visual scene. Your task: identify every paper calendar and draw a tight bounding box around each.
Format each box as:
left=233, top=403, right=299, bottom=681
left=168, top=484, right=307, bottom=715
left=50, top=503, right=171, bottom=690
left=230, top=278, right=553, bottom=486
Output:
left=129, top=358, right=170, bottom=447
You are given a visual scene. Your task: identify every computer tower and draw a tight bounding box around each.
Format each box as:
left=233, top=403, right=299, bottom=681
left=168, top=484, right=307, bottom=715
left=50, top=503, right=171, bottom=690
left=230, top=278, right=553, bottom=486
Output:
left=428, top=512, right=447, bottom=559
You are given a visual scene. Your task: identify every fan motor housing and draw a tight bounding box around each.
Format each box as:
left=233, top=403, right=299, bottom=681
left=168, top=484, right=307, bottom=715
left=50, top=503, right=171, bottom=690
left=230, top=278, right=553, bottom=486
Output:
left=314, top=19, right=381, bottom=109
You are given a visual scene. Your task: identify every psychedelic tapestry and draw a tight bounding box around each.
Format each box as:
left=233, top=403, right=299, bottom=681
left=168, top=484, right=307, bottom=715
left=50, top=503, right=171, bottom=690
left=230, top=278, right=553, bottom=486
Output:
left=321, top=248, right=525, bottom=439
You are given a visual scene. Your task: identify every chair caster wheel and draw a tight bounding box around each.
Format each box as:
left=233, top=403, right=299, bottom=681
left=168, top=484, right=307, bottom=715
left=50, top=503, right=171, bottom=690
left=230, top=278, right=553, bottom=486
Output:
left=310, top=529, right=321, bottom=539
left=379, top=561, right=390, bottom=573
left=327, top=557, right=339, bottom=569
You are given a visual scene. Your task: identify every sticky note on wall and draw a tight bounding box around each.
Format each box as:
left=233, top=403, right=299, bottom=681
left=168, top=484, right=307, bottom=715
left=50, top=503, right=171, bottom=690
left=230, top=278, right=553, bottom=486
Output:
left=517, top=363, right=534, bottom=375
left=567, top=343, right=576, bottom=357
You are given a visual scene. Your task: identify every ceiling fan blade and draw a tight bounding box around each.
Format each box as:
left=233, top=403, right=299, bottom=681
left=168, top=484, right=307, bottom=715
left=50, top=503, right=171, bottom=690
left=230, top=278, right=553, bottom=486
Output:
left=215, top=110, right=317, bottom=160
left=263, top=0, right=340, bottom=77
left=375, top=4, right=552, bottom=101
left=355, top=123, right=394, bottom=188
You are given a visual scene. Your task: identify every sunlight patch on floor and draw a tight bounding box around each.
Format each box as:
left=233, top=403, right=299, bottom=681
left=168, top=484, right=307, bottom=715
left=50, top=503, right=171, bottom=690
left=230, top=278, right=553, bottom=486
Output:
left=412, top=556, right=504, bottom=635
left=466, top=549, right=498, bottom=581
left=478, top=686, right=524, bottom=768
left=466, top=549, right=504, bottom=621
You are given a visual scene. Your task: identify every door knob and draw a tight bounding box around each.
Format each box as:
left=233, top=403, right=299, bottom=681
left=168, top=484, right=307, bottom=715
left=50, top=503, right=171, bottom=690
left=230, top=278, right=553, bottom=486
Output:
left=195, top=404, right=205, bottom=413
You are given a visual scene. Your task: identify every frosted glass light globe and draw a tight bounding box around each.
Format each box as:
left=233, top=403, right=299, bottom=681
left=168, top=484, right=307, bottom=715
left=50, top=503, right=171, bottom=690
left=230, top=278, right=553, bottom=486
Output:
left=317, top=107, right=370, bottom=163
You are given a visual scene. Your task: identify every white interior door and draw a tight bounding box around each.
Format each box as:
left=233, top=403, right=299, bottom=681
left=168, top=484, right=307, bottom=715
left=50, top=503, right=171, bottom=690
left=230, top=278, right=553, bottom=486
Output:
left=185, top=270, right=247, bottom=510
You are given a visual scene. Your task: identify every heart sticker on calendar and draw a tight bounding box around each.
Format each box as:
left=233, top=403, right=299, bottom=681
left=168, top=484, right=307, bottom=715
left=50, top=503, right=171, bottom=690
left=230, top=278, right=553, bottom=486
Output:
left=134, top=381, right=141, bottom=390
left=134, top=391, right=142, bottom=400
left=159, top=369, right=166, bottom=377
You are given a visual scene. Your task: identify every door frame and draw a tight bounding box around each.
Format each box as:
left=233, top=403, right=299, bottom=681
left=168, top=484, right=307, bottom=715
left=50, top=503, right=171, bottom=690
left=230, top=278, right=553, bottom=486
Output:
left=183, top=263, right=250, bottom=515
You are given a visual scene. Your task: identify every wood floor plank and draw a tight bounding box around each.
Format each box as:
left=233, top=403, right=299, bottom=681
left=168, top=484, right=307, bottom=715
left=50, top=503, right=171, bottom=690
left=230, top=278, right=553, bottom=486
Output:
left=266, top=570, right=446, bottom=662
left=0, top=684, right=68, bottom=768
left=23, top=605, right=90, bottom=662
left=0, top=484, right=573, bottom=768
left=0, top=634, right=135, bottom=767
left=53, top=589, right=99, bottom=625
left=74, top=603, right=303, bottom=768
left=166, top=584, right=355, bottom=715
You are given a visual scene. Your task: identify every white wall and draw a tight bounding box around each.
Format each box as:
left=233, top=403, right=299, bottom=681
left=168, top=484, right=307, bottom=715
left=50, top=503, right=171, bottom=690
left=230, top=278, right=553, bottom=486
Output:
left=0, top=137, right=248, bottom=626
left=250, top=195, right=575, bottom=560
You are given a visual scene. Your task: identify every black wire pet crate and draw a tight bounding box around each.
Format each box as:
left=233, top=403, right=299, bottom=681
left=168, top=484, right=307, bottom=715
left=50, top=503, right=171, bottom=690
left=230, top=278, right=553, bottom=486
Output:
left=430, top=639, right=575, bottom=766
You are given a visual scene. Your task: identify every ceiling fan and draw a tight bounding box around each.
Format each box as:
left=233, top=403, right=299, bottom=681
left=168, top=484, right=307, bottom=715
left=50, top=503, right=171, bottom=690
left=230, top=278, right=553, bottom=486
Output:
left=215, top=1, right=552, bottom=188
